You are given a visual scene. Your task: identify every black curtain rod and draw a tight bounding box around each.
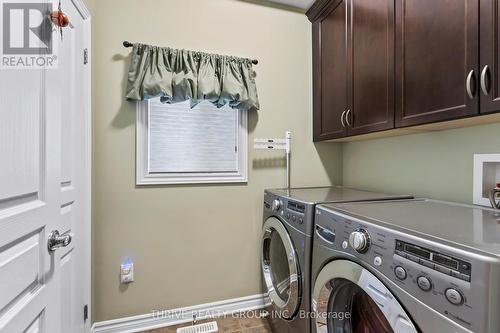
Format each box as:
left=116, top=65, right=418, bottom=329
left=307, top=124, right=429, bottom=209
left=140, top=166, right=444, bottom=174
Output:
left=122, top=41, right=258, bottom=65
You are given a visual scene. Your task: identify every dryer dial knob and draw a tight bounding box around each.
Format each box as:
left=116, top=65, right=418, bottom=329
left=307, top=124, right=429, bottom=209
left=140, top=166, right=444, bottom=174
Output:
left=349, top=229, right=370, bottom=253
left=272, top=199, right=282, bottom=211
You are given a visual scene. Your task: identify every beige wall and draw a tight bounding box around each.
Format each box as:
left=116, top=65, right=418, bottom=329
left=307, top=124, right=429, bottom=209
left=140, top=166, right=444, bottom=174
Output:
left=342, top=123, right=500, bottom=204
left=92, top=0, right=342, bottom=322
left=84, top=0, right=94, bottom=14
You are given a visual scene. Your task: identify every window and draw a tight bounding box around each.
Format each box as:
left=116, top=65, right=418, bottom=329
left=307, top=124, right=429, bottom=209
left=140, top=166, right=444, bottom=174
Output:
left=136, top=98, right=247, bottom=185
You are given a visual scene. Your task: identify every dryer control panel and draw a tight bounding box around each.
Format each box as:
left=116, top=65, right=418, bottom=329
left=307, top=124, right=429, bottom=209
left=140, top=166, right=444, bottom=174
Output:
left=263, top=191, right=313, bottom=236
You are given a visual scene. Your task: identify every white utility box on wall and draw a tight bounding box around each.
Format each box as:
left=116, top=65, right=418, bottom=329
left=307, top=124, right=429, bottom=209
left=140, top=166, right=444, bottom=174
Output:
left=473, top=154, right=500, bottom=207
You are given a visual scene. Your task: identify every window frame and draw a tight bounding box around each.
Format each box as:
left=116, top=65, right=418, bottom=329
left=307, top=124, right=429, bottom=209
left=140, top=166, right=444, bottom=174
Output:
left=136, top=100, right=248, bottom=185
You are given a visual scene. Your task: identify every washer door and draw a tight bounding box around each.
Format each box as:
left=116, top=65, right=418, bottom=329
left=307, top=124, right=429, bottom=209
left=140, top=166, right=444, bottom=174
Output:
left=262, top=217, right=300, bottom=319
left=312, top=260, right=418, bottom=333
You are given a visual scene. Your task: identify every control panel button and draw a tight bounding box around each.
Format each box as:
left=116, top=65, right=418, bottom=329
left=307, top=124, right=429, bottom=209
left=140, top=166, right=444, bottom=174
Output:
left=272, top=199, right=282, bottom=211
left=291, top=215, right=296, bottom=222
left=395, top=250, right=407, bottom=258
left=285, top=213, right=290, bottom=219
left=406, top=254, right=419, bottom=263
left=298, top=218, right=303, bottom=224
left=435, top=265, right=452, bottom=276
left=417, top=276, right=432, bottom=291
left=342, top=241, right=348, bottom=249
left=451, top=270, right=471, bottom=282
left=445, top=288, right=464, bottom=305
left=394, top=266, right=407, bottom=280
left=373, top=256, right=382, bottom=267
left=459, top=273, right=471, bottom=282
left=420, top=260, right=434, bottom=269
left=460, top=262, right=471, bottom=272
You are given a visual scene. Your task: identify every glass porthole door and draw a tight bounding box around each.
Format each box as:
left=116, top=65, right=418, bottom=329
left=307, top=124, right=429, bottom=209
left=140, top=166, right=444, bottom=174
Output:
left=261, top=217, right=300, bottom=319
left=312, top=260, right=418, bottom=333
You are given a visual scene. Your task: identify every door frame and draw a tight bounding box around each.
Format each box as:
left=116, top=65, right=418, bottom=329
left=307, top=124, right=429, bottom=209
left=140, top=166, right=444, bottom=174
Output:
left=68, top=0, right=92, bottom=331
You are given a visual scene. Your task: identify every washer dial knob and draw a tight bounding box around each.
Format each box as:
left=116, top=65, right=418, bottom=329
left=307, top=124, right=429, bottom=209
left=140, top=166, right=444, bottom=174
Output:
left=271, top=199, right=282, bottom=211
left=348, top=229, right=371, bottom=253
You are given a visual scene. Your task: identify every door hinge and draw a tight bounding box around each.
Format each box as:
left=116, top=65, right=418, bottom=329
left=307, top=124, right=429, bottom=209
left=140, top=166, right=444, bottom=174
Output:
left=83, top=48, right=88, bottom=65
left=83, top=304, right=88, bottom=321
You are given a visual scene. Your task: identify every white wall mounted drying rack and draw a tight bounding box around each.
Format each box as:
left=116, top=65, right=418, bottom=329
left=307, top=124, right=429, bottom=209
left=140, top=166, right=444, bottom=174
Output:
left=254, top=131, right=291, bottom=189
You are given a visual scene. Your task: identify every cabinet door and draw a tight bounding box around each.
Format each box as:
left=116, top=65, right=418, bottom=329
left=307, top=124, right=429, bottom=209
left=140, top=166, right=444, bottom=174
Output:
left=395, top=0, right=479, bottom=127
left=480, top=0, right=500, bottom=114
left=312, top=0, right=348, bottom=141
left=347, top=0, right=395, bottom=136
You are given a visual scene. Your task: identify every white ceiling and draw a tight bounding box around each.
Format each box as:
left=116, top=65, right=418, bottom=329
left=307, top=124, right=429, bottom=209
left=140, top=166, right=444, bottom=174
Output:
left=266, top=0, right=315, bottom=10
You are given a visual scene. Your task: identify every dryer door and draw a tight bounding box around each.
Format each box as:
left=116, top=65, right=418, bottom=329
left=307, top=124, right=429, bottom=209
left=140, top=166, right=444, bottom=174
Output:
left=312, top=260, right=418, bottom=333
left=262, top=217, right=300, bottom=319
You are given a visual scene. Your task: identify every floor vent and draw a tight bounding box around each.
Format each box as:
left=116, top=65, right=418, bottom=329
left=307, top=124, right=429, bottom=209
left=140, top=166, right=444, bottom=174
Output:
left=176, top=321, right=218, bottom=333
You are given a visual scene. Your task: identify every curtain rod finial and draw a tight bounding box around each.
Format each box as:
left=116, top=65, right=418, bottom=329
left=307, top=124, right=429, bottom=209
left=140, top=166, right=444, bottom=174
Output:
left=123, top=41, right=133, bottom=48
left=252, top=60, right=258, bottom=65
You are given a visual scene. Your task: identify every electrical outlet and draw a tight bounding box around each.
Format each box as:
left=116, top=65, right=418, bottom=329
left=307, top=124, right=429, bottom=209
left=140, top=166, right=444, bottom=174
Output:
left=120, top=257, right=134, bottom=283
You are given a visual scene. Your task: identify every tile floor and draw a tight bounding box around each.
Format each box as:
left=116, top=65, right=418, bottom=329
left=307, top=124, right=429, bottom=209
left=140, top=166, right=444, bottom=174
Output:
left=143, top=310, right=273, bottom=333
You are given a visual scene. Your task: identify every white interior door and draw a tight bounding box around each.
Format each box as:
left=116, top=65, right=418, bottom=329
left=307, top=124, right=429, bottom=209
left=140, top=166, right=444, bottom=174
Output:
left=0, top=61, right=60, bottom=333
left=0, top=0, right=91, bottom=332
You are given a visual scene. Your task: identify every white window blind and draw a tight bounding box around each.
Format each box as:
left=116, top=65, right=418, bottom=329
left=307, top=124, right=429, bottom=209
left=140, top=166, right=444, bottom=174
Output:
left=149, top=99, right=238, bottom=173
left=136, top=99, right=247, bottom=185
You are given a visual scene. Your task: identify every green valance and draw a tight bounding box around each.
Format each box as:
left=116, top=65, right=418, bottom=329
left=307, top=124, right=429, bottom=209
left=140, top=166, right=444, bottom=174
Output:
left=126, top=43, right=260, bottom=112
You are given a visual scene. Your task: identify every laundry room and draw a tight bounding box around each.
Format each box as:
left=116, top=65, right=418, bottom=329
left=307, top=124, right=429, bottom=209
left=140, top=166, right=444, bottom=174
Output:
left=1, top=0, right=500, bottom=333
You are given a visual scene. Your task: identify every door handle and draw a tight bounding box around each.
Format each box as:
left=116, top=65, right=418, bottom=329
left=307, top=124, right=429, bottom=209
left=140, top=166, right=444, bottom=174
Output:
left=480, top=65, right=490, bottom=96
left=315, top=225, right=336, bottom=244
left=47, top=230, right=72, bottom=252
left=466, top=70, right=476, bottom=99
left=345, top=109, right=352, bottom=127
left=341, top=110, right=346, bottom=128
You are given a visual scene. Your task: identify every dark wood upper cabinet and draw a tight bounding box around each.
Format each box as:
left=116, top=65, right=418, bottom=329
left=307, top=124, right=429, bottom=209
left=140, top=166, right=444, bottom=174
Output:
left=479, top=0, right=500, bottom=114
left=311, top=0, right=348, bottom=141
left=348, top=0, right=395, bottom=136
left=308, top=0, right=500, bottom=141
left=395, top=0, right=479, bottom=127
left=309, top=0, right=395, bottom=140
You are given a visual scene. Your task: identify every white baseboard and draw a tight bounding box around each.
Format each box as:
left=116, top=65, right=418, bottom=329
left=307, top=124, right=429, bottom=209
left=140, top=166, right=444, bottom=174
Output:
left=91, top=294, right=271, bottom=333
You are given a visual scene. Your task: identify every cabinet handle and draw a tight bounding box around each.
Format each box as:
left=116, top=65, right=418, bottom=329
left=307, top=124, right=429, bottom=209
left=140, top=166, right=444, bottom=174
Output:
left=466, top=70, right=475, bottom=99
left=345, top=109, right=352, bottom=127
left=480, top=65, right=490, bottom=96
left=341, top=110, right=346, bottom=128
